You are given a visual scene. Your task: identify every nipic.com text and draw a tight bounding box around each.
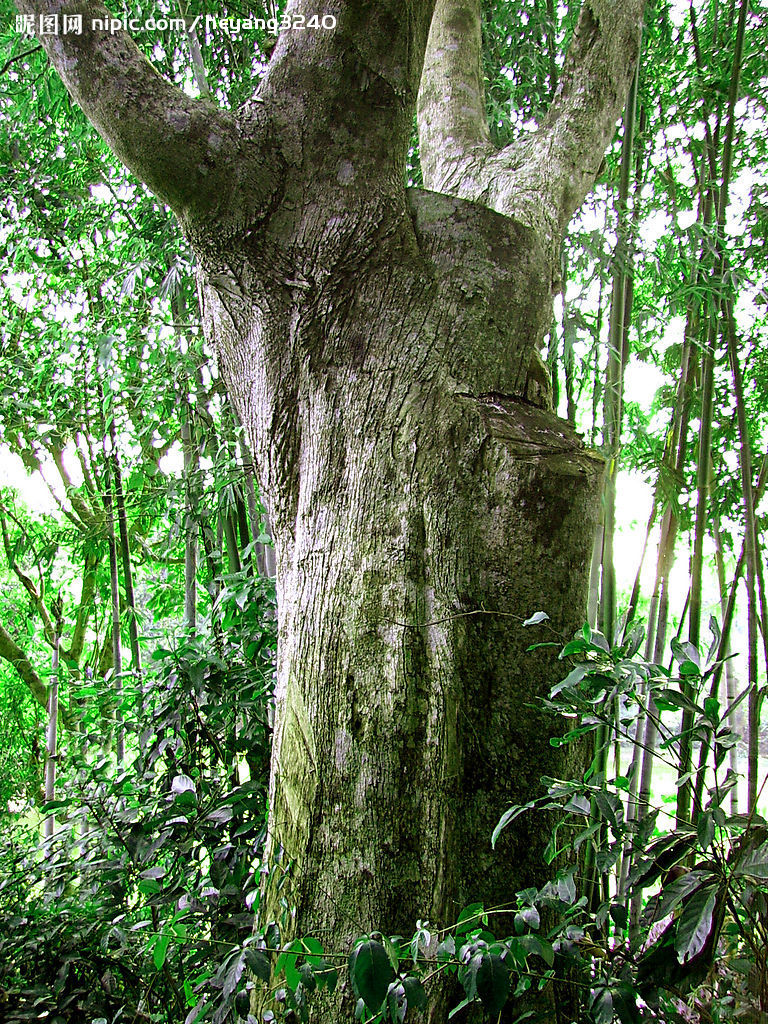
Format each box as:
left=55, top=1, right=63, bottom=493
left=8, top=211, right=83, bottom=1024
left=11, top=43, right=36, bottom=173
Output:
left=16, top=13, right=337, bottom=37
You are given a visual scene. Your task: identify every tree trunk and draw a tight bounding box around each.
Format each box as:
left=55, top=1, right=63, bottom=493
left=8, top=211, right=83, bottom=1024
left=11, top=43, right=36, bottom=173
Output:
left=18, top=0, right=643, bottom=1015
left=206, top=189, right=601, bottom=1015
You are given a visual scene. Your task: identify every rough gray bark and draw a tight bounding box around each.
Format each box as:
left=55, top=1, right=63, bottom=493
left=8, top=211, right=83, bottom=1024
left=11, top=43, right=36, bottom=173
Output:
left=212, top=186, right=603, bottom=969
left=18, top=0, right=643, bottom=1017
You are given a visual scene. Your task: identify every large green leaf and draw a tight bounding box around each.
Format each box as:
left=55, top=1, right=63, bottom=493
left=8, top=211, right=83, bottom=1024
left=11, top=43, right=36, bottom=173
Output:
left=244, top=947, right=271, bottom=982
left=608, top=984, right=641, bottom=1024
left=402, top=975, right=427, bottom=1011
left=733, top=841, right=768, bottom=879
left=644, top=869, right=716, bottom=922
left=675, top=883, right=718, bottom=963
left=475, top=953, right=510, bottom=1013
left=348, top=939, right=395, bottom=1013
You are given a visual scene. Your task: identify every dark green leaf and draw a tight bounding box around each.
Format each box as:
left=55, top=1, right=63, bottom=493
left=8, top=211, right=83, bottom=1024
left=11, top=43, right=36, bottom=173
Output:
left=644, top=870, right=716, bottom=923
left=475, top=953, right=510, bottom=1013
left=518, top=934, right=554, bottom=967
left=514, top=905, right=540, bottom=933
left=590, top=986, right=613, bottom=1024
left=299, top=963, right=316, bottom=993
left=402, top=975, right=427, bottom=1010
left=675, top=883, right=718, bottom=963
left=733, top=841, right=768, bottom=879
left=244, top=948, right=271, bottom=982
left=611, top=983, right=641, bottom=1024
left=348, top=939, right=395, bottom=1013
left=697, top=811, right=715, bottom=850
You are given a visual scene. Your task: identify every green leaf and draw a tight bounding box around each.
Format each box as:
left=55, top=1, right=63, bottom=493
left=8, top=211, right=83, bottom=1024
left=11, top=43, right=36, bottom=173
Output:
left=554, top=867, right=577, bottom=905
left=153, top=931, right=171, bottom=970
left=244, top=948, right=271, bottom=982
left=301, top=936, right=325, bottom=966
left=653, top=688, right=699, bottom=713
left=381, top=933, right=400, bottom=973
left=697, top=810, right=715, bottom=850
left=590, top=630, right=610, bottom=652
left=518, top=934, right=554, bottom=967
left=703, top=697, right=720, bottom=723
left=733, top=841, right=768, bottom=879
left=138, top=878, right=162, bottom=895
left=316, top=962, right=338, bottom=993
left=299, top=963, right=317, bottom=992
left=234, top=989, right=251, bottom=1017
left=675, top=883, right=718, bottom=963
left=348, top=939, right=395, bottom=1013
left=386, top=982, right=401, bottom=1022
left=590, top=986, right=613, bottom=1024
left=475, top=953, right=510, bottom=1013
left=644, top=870, right=715, bottom=922
left=402, top=976, right=427, bottom=1011
left=184, top=997, right=210, bottom=1024
left=455, top=903, right=485, bottom=935
left=561, top=638, right=589, bottom=657
left=514, top=905, right=540, bottom=933
left=564, top=793, right=590, bottom=815
left=671, top=638, right=700, bottom=669
left=610, top=983, right=641, bottom=1024
left=609, top=903, right=628, bottom=931
left=277, top=941, right=303, bottom=991
left=492, top=803, right=533, bottom=846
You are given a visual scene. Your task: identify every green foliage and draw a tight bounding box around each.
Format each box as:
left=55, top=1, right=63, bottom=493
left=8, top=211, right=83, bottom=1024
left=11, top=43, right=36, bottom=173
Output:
left=487, top=619, right=768, bottom=1022
left=230, top=620, right=767, bottom=1023
left=0, top=573, right=276, bottom=1024
left=349, top=938, right=396, bottom=1014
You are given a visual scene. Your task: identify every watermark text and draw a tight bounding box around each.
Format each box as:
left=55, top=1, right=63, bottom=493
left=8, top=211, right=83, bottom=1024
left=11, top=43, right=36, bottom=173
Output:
left=16, top=12, right=337, bottom=37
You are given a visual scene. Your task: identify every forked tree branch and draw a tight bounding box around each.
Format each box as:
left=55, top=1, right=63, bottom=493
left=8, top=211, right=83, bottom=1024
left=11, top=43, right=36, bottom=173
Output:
left=418, top=0, right=645, bottom=260
left=18, top=0, right=438, bottom=227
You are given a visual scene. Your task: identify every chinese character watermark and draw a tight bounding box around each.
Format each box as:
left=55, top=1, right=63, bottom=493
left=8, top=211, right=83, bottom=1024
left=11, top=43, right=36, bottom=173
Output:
left=16, top=13, right=83, bottom=35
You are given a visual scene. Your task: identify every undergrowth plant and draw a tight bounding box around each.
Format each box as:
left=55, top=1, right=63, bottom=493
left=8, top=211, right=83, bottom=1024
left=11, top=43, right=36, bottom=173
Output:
left=1, top=609, right=766, bottom=1024
left=250, top=616, right=767, bottom=1024
left=0, top=568, right=276, bottom=1024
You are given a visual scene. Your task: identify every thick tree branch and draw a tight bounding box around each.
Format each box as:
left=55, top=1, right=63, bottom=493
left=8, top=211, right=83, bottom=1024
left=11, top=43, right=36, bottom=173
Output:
left=0, top=622, right=48, bottom=707
left=419, top=0, right=645, bottom=260
left=256, top=0, right=436, bottom=185
left=0, top=622, right=76, bottom=726
left=14, top=0, right=278, bottom=226
left=534, top=0, right=645, bottom=230
left=418, top=0, right=490, bottom=175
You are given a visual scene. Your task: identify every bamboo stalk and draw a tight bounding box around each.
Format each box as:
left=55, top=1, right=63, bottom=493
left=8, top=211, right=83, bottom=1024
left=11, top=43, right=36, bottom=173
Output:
left=43, top=629, right=59, bottom=841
